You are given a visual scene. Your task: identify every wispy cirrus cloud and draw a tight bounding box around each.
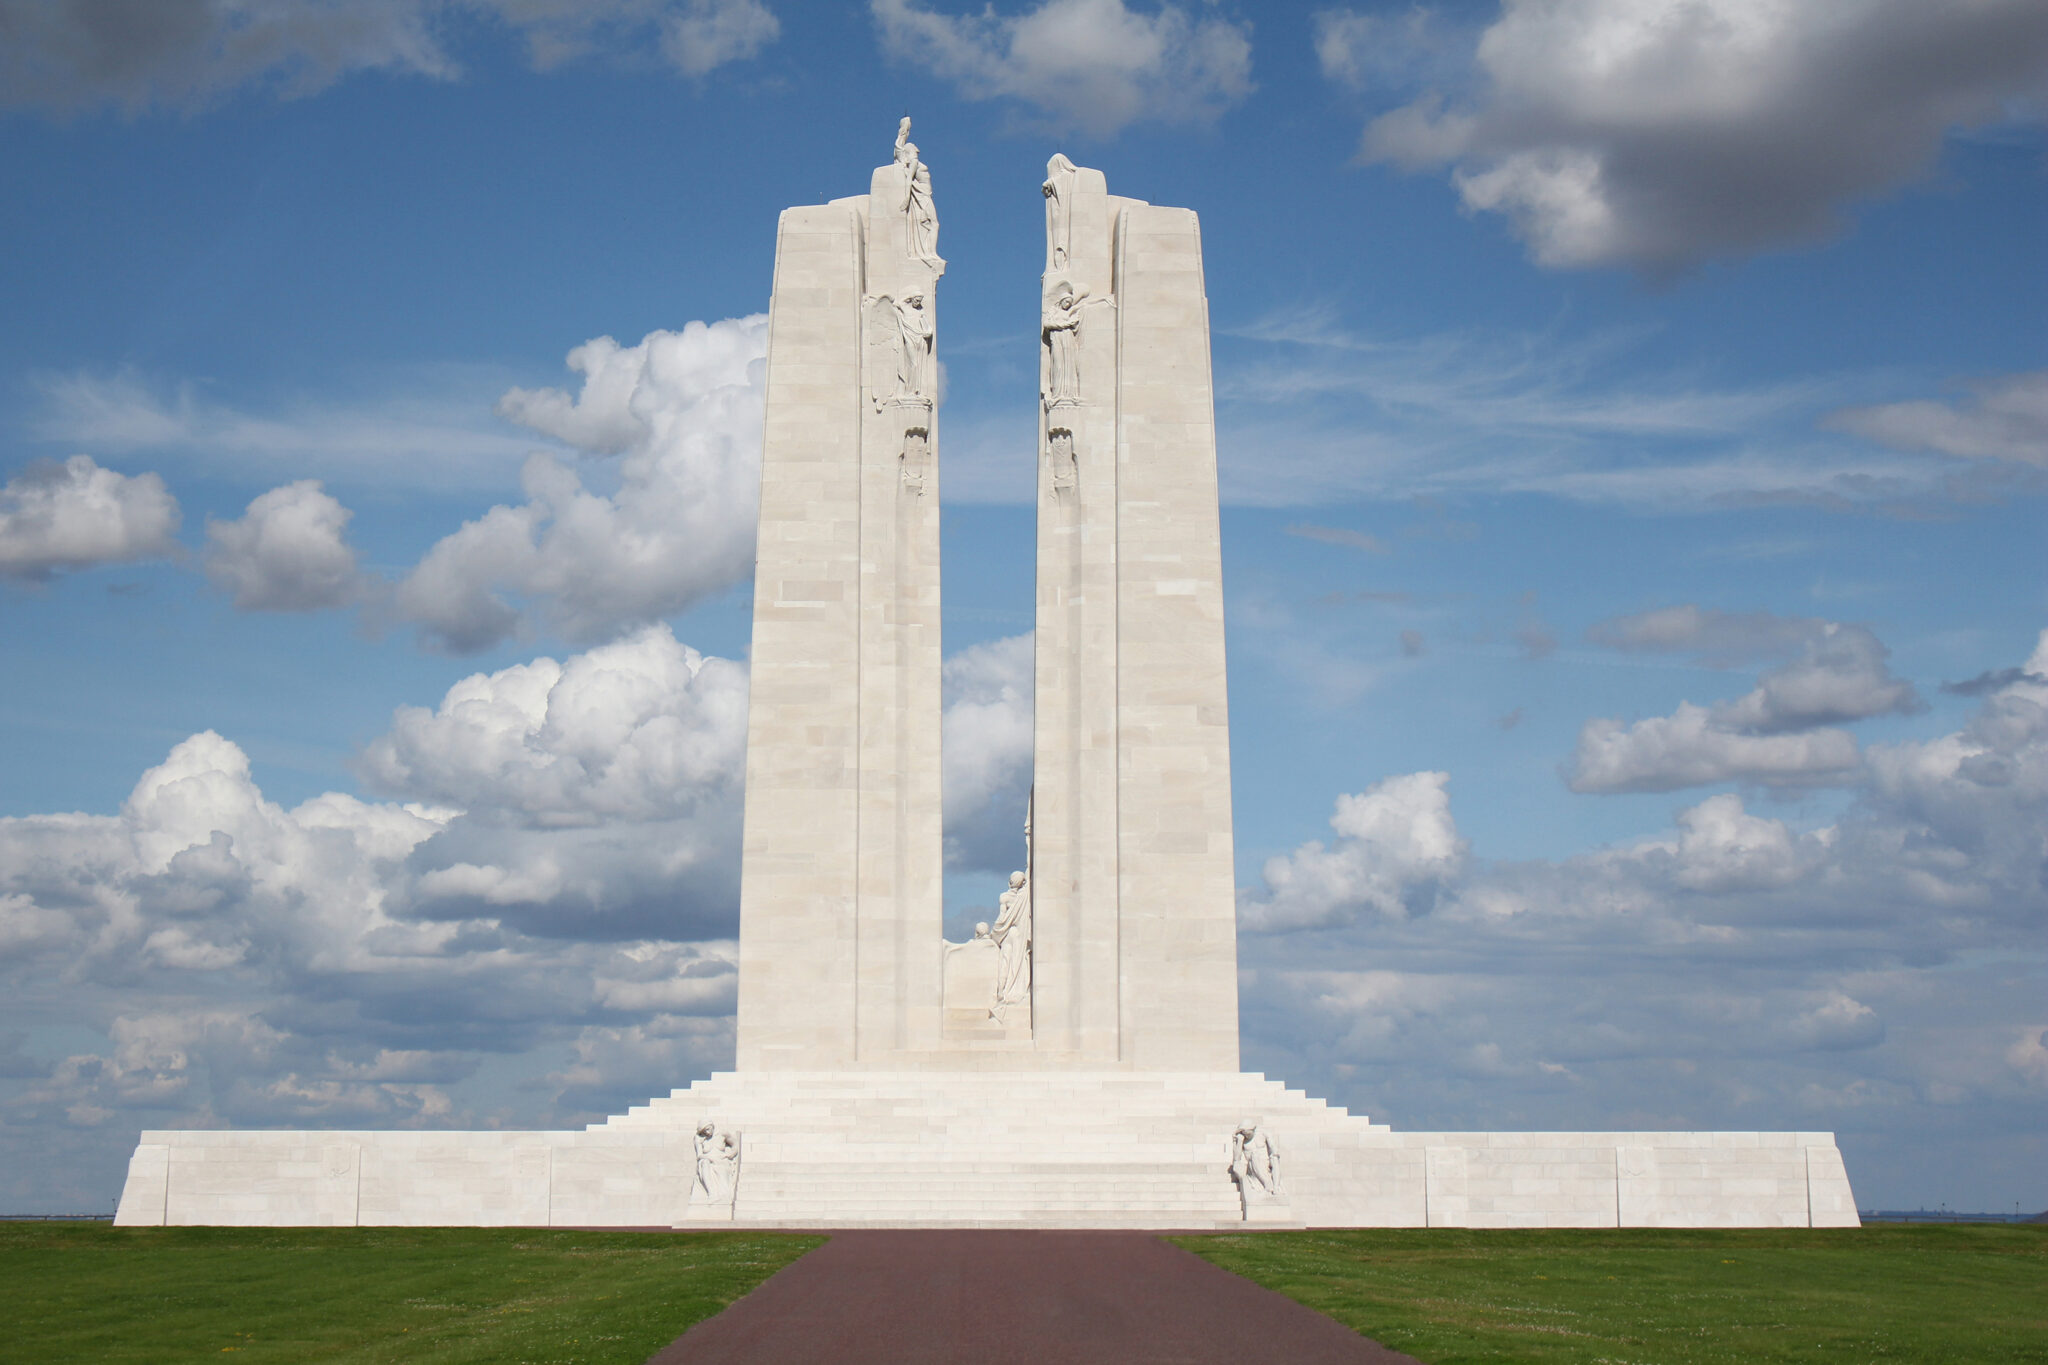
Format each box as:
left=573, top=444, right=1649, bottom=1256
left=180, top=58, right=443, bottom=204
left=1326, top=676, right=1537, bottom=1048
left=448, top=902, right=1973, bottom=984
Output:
left=1211, top=304, right=1969, bottom=511
left=30, top=368, right=543, bottom=491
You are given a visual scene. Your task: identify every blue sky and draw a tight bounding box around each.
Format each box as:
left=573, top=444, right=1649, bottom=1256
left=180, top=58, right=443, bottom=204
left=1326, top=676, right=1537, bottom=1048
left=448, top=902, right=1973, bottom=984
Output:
left=3, top=0, right=2045, bottom=1216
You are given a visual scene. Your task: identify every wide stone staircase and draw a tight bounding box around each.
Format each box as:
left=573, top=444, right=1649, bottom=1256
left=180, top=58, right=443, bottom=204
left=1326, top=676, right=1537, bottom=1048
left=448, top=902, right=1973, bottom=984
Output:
left=593, top=1069, right=1387, bottom=1228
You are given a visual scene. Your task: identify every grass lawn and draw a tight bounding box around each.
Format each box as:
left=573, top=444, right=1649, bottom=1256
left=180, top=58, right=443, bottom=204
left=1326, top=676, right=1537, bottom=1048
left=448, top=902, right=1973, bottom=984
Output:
left=1175, top=1224, right=2048, bottom=1365
left=0, top=1223, right=820, bottom=1364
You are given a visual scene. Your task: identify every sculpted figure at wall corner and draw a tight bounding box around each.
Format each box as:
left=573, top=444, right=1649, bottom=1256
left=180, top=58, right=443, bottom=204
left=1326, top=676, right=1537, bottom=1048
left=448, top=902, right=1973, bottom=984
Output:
left=870, top=291, right=933, bottom=409
left=1042, top=279, right=1091, bottom=409
left=895, top=117, right=940, bottom=265
left=1042, top=152, right=1077, bottom=275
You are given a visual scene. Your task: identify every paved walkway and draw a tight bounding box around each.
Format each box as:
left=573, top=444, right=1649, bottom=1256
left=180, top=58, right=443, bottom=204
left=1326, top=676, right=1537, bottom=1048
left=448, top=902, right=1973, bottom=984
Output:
left=649, top=1230, right=1422, bottom=1365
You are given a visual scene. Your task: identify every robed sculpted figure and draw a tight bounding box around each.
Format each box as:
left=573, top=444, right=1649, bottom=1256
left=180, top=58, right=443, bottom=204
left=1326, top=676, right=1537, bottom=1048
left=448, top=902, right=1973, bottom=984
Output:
left=990, top=869, right=1030, bottom=1019
left=891, top=292, right=933, bottom=406
left=691, top=1121, right=741, bottom=1210
left=895, top=117, right=939, bottom=263
left=1042, top=152, right=1077, bottom=274
left=1042, top=279, right=1090, bottom=408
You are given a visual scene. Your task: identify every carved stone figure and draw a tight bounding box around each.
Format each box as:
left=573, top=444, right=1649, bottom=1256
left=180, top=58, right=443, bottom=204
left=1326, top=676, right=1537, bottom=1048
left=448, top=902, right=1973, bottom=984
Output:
left=990, top=869, right=1031, bottom=1019
left=1042, top=152, right=1077, bottom=275
left=1042, top=280, right=1090, bottom=408
left=902, top=426, right=930, bottom=497
left=1047, top=427, right=1076, bottom=498
left=881, top=292, right=933, bottom=407
left=1229, top=1121, right=1282, bottom=1215
left=895, top=117, right=939, bottom=264
left=690, top=1121, right=741, bottom=1212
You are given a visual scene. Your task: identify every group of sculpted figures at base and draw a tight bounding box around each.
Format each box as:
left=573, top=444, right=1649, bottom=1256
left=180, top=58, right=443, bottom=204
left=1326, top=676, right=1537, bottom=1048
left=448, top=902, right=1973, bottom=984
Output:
left=682, top=1116, right=1276, bottom=1222
left=685, top=1121, right=742, bottom=1220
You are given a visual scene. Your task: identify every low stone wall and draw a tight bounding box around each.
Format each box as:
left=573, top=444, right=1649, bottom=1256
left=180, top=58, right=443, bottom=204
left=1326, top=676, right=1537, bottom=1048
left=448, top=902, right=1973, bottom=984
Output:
left=113, top=1072, right=1859, bottom=1230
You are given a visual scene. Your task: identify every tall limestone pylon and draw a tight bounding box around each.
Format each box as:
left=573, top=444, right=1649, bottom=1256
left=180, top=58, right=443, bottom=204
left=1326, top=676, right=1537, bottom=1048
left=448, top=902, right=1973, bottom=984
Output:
left=736, top=119, right=947, bottom=1069
left=737, top=137, right=1240, bottom=1073
left=1030, top=157, right=1240, bottom=1069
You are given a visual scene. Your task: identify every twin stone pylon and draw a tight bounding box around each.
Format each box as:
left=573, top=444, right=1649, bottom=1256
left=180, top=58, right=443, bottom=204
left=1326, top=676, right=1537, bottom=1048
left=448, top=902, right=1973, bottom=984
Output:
left=735, top=126, right=1240, bottom=1072
left=110, top=126, right=1864, bottom=1229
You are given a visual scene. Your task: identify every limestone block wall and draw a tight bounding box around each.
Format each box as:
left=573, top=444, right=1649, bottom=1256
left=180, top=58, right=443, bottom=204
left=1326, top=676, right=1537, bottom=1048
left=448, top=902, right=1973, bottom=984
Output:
left=114, top=1130, right=694, bottom=1228
left=1278, top=1131, right=1861, bottom=1230
left=736, top=201, right=867, bottom=1070
left=1111, top=205, right=1240, bottom=1072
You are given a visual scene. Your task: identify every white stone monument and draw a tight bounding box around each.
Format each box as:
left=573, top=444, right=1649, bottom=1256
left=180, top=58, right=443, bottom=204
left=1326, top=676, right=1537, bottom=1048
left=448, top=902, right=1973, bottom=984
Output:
left=114, top=127, right=1861, bottom=1230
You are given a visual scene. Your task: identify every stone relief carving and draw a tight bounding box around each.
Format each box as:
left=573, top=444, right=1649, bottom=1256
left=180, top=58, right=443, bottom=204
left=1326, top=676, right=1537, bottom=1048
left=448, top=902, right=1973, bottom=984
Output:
left=866, top=291, right=934, bottom=410
left=689, top=1121, right=742, bottom=1216
left=1229, top=1121, right=1282, bottom=1216
left=901, top=426, right=930, bottom=497
left=893, top=293, right=934, bottom=407
left=1042, top=280, right=1091, bottom=409
left=894, top=117, right=940, bottom=265
left=1042, top=152, right=1077, bottom=275
left=1047, top=427, right=1076, bottom=499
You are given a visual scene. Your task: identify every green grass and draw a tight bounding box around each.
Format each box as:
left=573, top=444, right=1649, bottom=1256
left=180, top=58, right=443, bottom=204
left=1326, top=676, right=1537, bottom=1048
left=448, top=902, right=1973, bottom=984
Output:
left=1174, top=1224, right=2048, bottom=1365
left=0, top=1223, right=821, bottom=1364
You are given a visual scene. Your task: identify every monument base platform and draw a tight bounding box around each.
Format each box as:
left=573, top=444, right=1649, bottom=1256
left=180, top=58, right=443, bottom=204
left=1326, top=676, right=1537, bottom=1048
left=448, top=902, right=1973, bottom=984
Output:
left=113, top=1070, right=1859, bottom=1230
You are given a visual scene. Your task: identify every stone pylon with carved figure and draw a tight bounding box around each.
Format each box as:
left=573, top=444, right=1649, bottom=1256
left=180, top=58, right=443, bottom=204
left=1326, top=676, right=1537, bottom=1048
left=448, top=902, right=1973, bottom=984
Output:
left=112, top=125, right=1861, bottom=1231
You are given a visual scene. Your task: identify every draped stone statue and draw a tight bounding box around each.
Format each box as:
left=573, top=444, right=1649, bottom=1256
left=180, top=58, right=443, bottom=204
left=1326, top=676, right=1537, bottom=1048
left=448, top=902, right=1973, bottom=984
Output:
left=681, top=1120, right=741, bottom=1222
left=1229, top=1121, right=1282, bottom=1217
left=1042, top=279, right=1089, bottom=409
left=889, top=292, right=933, bottom=407
left=990, top=868, right=1031, bottom=1020
left=1042, top=152, right=1077, bottom=275
left=895, top=117, right=940, bottom=264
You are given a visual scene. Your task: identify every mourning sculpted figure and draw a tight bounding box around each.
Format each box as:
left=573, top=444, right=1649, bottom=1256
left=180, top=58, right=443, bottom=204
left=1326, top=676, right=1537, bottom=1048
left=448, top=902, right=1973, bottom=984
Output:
left=1229, top=1121, right=1281, bottom=1214
left=891, top=292, right=933, bottom=406
left=1042, top=280, right=1090, bottom=409
left=990, top=868, right=1031, bottom=1019
left=895, top=117, right=940, bottom=264
left=691, top=1121, right=741, bottom=1211
left=1042, top=152, right=1077, bottom=274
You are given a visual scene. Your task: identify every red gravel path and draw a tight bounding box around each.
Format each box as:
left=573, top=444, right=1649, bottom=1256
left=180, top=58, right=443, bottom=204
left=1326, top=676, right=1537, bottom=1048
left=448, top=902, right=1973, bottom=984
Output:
left=648, top=1230, right=1422, bottom=1365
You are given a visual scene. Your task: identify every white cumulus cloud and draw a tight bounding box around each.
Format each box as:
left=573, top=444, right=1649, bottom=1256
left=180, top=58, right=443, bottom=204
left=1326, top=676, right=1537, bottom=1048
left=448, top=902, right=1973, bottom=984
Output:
left=202, top=479, right=362, bottom=611
left=1239, top=631, right=2048, bottom=1204
left=0, top=455, right=181, bottom=581
left=1569, top=610, right=1921, bottom=793
left=1347, top=0, right=2048, bottom=270
left=396, top=316, right=768, bottom=653
left=941, top=632, right=1035, bottom=874
left=872, top=0, right=1253, bottom=135
left=1243, top=771, right=1466, bottom=932
left=358, top=623, right=748, bottom=826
